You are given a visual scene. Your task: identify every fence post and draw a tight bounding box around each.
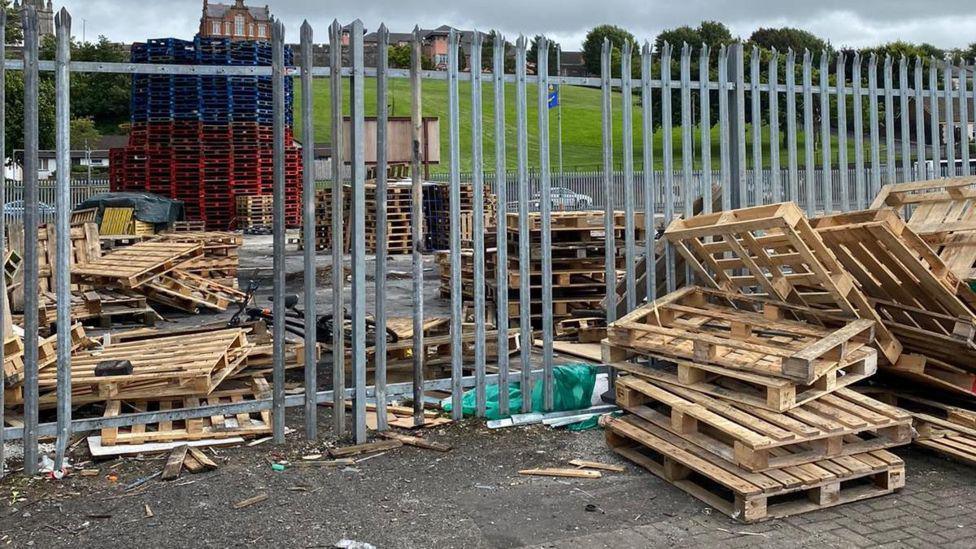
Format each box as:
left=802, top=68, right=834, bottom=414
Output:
left=374, top=24, right=389, bottom=431
left=53, top=7, right=72, bottom=473
left=271, top=19, right=287, bottom=445
left=329, top=20, right=346, bottom=436
left=349, top=19, right=368, bottom=443
left=21, top=3, right=40, bottom=477
left=300, top=20, right=318, bottom=440
left=727, top=42, right=746, bottom=210
left=1, top=5, right=9, bottom=480
left=410, top=26, right=426, bottom=426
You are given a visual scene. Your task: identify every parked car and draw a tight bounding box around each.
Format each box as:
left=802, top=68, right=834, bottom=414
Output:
left=3, top=200, right=56, bottom=219
left=531, top=187, right=593, bottom=210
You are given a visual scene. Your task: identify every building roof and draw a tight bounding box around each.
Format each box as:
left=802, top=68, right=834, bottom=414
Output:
left=205, top=2, right=271, bottom=22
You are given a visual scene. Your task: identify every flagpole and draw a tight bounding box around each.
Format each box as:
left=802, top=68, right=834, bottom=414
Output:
left=556, top=45, right=563, bottom=193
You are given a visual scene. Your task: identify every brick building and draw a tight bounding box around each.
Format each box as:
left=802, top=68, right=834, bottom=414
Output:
left=199, top=0, right=271, bottom=41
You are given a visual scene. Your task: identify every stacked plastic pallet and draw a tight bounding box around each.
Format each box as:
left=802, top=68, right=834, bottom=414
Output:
left=423, top=182, right=496, bottom=251
left=110, top=37, right=301, bottom=230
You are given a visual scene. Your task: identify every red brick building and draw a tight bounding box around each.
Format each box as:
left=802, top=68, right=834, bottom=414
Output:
left=199, top=0, right=271, bottom=41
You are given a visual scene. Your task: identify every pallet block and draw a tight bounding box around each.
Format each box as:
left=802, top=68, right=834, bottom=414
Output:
left=606, top=415, right=905, bottom=523
left=608, top=287, right=875, bottom=384
left=664, top=202, right=902, bottom=364
left=607, top=351, right=877, bottom=413
left=615, top=377, right=911, bottom=472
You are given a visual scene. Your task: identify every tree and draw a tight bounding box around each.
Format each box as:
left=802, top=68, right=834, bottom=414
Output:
left=528, top=34, right=559, bottom=71
left=70, top=117, right=101, bottom=150
left=655, top=21, right=733, bottom=56
left=5, top=72, right=56, bottom=162
left=3, top=0, right=21, bottom=43
left=388, top=44, right=411, bottom=69
left=749, top=27, right=827, bottom=55
left=582, top=24, right=637, bottom=77
left=40, top=35, right=130, bottom=135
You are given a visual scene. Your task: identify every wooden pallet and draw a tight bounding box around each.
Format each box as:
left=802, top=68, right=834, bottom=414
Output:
left=7, top=222, right=101, bottom=309
left=608, top=352, right=877, bottom=413
left=664, top=202, right=902, bottom=364
left=615, top=377, right=911, bottom=472
left=811, top=208, right=976, bottom=334
left=886, top=354, right=976, bottom=397
left=100, top=377, right=272, bottom=445
left=505, top=210, right=645, bottom=232
left=72, top=241, right=203, bottom=288
left=37, top=329, right=252, bottom=399
left=606, top=414, right=905, bottom=523
left=872, top=177, right=976, bottom=283
left=142, top=269, right=246, bottom=313
left=100, top=207, right=135, bottom=235
left=608, top=287, right=875, bottom=384
left=861, top=388, right=976, bottom=467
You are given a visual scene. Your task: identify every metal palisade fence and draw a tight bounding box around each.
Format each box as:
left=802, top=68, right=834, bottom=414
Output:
left=1, top=5, right=970, bottom=476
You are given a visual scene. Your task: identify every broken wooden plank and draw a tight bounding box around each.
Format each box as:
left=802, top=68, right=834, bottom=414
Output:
left=187, top=447, right=218, bottom=471
left=232, top=493, right=268, bottom=509
left=518, top=468, right=603, bottom=479
left=160, top=445, right=188, bottom=481
left=568, top=459, right=625, bottom=472
left=328, top=439, right=403, bottom=458
left=378, top=431, right=452, bottom=452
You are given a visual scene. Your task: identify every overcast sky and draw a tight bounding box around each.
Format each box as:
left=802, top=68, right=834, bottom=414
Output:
left=66, top=0, right=976, bottom=51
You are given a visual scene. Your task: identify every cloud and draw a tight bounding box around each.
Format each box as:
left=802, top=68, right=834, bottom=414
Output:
left=64, top=0, right=973, bottom=51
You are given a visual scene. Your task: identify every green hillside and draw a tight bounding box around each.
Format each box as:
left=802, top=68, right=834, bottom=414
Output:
left=294, top=78, right=872, bottom=174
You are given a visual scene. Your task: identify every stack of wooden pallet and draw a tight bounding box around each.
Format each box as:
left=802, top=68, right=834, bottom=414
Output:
left=6, top=222, right=102, bottom=311
left=4, top=323, right=94, bottom=405
left=3, top=321, right=311, bottom=447
left=235, top=195, right=274, bottom=231
left=491, top=211, right=643, bottom=327
left=662, top=200, right=976, bottom=397
left=155, top=231, right=243, bottom=288
left=424, top=182, right=496, bottom=251
left=603, top=286, right=911, bottom=523
left=72, top=239, right=245, bottom=314
left=864, top=389, right=976, bottom=467
left=302, top=182, right=421, bottom=255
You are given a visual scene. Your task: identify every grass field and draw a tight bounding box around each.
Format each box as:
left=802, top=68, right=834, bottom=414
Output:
left=294, top=78, right=876, bottom=173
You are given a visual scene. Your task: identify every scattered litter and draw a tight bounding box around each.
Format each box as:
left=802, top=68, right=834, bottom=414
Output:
left=143, top=504, right=154, bottom=518
left=335, top=540, right=376, bottom=549
left=716, top=528, right=767, bottom=538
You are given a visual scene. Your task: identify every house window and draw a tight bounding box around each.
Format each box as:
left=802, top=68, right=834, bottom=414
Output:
left=211, top=21, right=221, bottom=35
left=257, top=24, right=266, bottom=38
left=249, top=24, right=255, bottom=37
left=225, top=22, right=232, bottom=35
left=235, top=15, right=244, bottom=36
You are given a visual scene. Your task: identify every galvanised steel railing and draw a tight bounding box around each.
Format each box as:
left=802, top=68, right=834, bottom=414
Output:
left=2, top=4, right=970, bottom=477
